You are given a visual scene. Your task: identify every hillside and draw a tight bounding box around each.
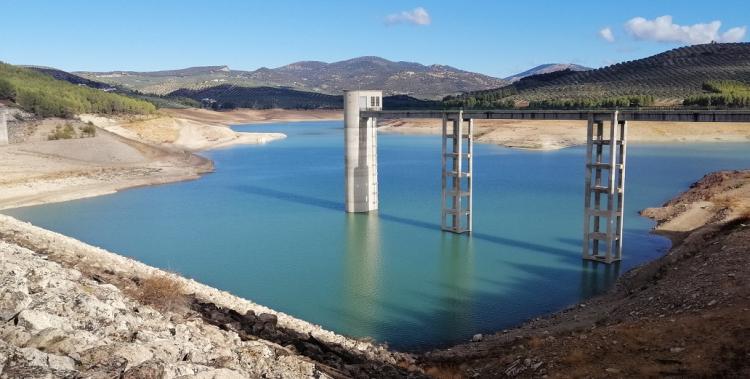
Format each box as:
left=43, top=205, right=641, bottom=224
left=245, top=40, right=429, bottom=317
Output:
left=504, top=63, right=591, bottom=82
left=448, top=43, right=750, bottom=108
left=169, top=85, right=440, bottom=110
left=0, top=62, right=156, bottom=117
left=23, top=66, right=116, bottom=90
left=169, top=85, right=342, bottom=109
left=77, top=57, right=508, bottom=99
left=23, top=66, right=201, bottom=109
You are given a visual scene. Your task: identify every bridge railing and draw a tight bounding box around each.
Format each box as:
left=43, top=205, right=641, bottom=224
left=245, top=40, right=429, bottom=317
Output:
left=361, top=109, right=750, bottom=122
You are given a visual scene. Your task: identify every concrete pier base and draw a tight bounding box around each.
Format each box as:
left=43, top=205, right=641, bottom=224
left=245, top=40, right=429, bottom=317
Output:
left=582, top=111, right=628, bottom=263
left=0, top=109, right=8, bottom=146
left=344, top=91, right=382, bottom=213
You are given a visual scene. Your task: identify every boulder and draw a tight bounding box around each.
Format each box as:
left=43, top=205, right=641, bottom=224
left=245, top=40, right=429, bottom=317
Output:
left=0, top=290, right=31, bottom=321
left=17, top=310, right=69, bottom=332
left=186, top=367, right=247, bottom=379
left=122, top=359, right=165, bottom=379
left=258, top=313, right=278, bottom=326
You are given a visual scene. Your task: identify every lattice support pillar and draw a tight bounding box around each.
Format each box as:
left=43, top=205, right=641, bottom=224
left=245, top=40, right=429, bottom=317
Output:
left=441, top=111, right=473, bottom=233
left=582, top=111, right=627, bottom=263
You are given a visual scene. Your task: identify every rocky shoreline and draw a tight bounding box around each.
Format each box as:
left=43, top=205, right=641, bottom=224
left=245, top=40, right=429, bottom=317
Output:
left=0, top=214, right=423, bottom=378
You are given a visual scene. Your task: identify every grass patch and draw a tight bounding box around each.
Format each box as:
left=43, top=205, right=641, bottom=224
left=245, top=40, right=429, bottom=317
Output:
left=713, top=196, right=742, bottom=211
left=424, top=365, right=465, bottom=379
left=561, top=348, right=587, bottom=366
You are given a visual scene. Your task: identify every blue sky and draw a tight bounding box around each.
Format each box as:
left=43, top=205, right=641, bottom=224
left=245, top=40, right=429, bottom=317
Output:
left=1, top=0, right=748, bottom=77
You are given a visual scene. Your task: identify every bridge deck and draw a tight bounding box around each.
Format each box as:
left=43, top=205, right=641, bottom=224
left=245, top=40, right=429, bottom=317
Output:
left=360, top=109, right=750, bottom=122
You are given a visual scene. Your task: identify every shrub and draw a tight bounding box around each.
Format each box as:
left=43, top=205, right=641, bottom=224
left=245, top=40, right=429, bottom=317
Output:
left=0, top=78, right=15, bottom=99
left=48, top=123, right=77, bottom=140
left=528, top=95, right=655, bottom=109
left=684, top=80, right=750, bottom=108
left=129, top=273, right=187, bottom=313
left=79, top=121, right=97, bottom=137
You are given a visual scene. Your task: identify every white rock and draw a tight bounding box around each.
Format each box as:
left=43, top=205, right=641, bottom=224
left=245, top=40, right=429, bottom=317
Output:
left=0, top=325, right=31, bottom=346
left=47, top=353, right=76, bottom=371
left=114, top=344, right=154, bottom=370
left=0, top=281, right=30, bottom=321
left=19, top=347, right=49, bottom=367
left=17, top=309, right=69, bottom=332
left=182, top=368, right=247, bottom=379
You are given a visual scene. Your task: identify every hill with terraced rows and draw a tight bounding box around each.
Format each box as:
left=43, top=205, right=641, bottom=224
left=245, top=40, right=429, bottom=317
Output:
left=447, top=43, right=750, bottom=108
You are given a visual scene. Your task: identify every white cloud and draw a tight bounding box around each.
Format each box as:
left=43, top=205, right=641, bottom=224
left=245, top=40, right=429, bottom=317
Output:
left=599, top=27, right=615, bottom=43
left=385, top=7, right=431, bottom=26
left=720, top=26, right=748, bottom=42
left=624, top=15, right=746, bottom=44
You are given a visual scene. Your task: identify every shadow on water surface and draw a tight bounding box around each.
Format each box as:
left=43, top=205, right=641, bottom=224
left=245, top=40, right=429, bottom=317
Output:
left=233, top=184, right=575, bottom=256
left=234, top=184, right=624, bottom=350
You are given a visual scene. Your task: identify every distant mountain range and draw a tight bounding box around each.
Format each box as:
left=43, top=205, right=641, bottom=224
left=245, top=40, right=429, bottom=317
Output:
left=75, top=57, right=508, bottom=100
left=448, top=43, right=750, bottom=107
left=504, top=63, right=591, bottom=82
left=21, top=44, right=750, bottom=111
left=24, top=64, right=437, bottom=110
left=167, top=85, right=440, bottom=110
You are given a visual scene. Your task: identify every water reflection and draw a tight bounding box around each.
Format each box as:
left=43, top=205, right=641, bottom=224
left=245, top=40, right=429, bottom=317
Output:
left=436, top=233, right=474, bottom=341
left=579, top=259, right=621, bottom=298
left=343, top=212, right=382, bottom=337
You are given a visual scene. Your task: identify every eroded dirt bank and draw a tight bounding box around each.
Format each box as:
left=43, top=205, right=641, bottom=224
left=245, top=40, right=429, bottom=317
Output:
left=419, top=170, right=750, bottom=378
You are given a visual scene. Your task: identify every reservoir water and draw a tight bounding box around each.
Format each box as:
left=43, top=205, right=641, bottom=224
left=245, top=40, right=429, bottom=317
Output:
left=4, top=121, right=748, bottom=350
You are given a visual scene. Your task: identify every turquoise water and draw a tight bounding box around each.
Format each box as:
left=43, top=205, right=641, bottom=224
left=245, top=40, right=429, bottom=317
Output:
left=4, top=121, right=748, bottom=350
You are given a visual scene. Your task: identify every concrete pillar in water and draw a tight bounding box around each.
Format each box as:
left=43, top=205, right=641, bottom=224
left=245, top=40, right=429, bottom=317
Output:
left=0, top=109, right=8, bottom=146
left=582, top=111, right=628, bottom=263
left=441, top=111, right=473, bottom=233
left=344, top=90, right=381, bottom=213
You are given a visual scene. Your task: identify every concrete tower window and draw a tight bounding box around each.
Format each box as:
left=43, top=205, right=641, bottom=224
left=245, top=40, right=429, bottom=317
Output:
left=370, top=96, right=380, bottom=107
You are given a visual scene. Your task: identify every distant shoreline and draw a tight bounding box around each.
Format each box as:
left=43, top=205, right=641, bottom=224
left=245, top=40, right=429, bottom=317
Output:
left=2, top=108, right=749, bottom=211
left=379, top=118, right=750, bottom=150
left=0, top=108, right=340, bottom=211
